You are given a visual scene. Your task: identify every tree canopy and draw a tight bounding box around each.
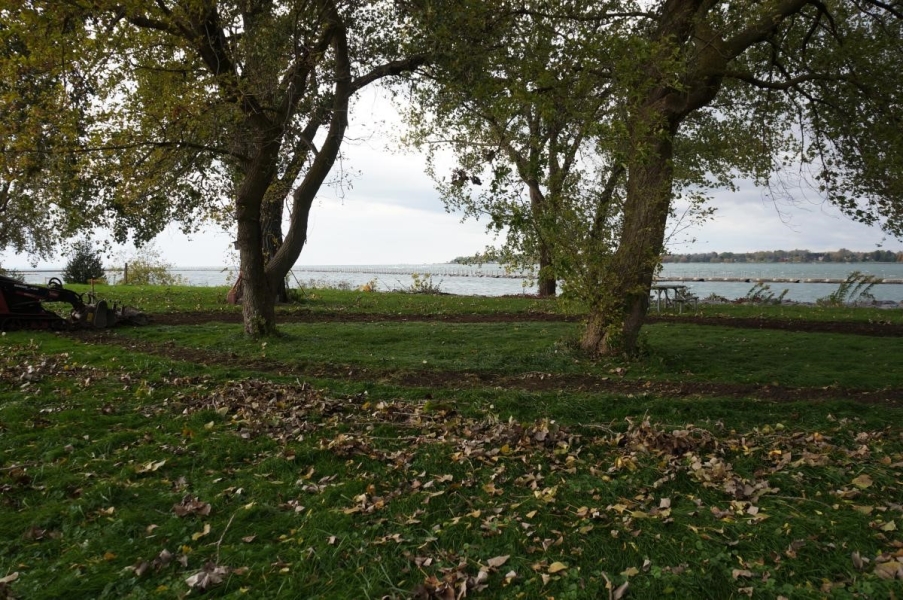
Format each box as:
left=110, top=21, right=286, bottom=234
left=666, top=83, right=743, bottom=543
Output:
left=404, top=0, right=903, bottom=354
left=0, top=0, right=424, bottom=333
left=2, top=0, right=901, bottom=349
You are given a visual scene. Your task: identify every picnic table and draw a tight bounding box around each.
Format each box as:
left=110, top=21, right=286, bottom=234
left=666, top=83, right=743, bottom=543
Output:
left=651, top=284, right=698, bottom=313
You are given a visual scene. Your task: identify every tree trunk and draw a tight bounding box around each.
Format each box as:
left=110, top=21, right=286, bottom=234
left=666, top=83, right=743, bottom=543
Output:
left=580, top=110, right=678, bottom=355
left=537, top=240, right=556, bottom=297
left=261, top=194, right=288, bottom=303
left=529, top=185, right=556, bottom=297
left=236, top=133, right=282, bottom=336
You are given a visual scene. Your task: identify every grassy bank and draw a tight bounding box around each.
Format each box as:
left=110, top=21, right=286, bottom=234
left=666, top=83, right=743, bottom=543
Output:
left=1, top=289, right=902, bottom=598
left=43, top=281, right=903, bottom=323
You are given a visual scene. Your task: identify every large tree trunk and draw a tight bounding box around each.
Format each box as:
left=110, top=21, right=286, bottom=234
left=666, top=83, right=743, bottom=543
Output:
left=580, top=110, right=678, bottom=355
left=528, top=185, right=556, bottom=297
left=236, top=130, right=282, bottom=336
left=261, top=194, right=288, bottom=303
left=537, top=240, right=556, bottom=297
left=237, top=187, right=278, bottom=336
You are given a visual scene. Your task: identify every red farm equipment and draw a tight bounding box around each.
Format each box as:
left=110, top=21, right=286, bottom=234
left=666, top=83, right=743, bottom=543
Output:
left=0, top=275, right=146, bottom=331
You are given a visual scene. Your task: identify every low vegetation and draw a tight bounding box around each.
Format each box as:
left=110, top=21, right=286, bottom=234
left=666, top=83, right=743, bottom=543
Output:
left=1, top=288, right=902, bottom=598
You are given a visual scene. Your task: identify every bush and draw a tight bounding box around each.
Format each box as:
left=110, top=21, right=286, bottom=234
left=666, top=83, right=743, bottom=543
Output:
left=117, top=244, right=184, bottom=286
left=63, top=240, right=106, bottom=284
left=817, top=271, right=879, bottom=306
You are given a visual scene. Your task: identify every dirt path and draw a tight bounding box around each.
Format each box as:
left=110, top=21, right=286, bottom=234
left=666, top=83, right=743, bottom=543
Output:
left=145, top=310, right=903, bottom=337
left=70, top=319, right=903, bottom=405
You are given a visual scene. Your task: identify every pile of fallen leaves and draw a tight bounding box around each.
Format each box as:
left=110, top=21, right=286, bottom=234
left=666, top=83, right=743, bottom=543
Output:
left=166, top=378, right=903, bottom=595
left=0, top=345, right=89, bottom=388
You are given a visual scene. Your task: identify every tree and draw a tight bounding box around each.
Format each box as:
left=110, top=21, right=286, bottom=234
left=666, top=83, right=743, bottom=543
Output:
left=62, top=239, right=105, bottom=284
left=582, top=0, right=903, bottom=354
left=404, top=2, right=618, bottom=298
left=0, top=0, right=425, bottom=334
left=410, top=0, right=902, bottom=355
left=0, top=5, right=99, bottom=261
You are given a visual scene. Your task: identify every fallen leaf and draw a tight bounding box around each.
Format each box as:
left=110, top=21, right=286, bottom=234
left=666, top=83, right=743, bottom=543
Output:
left=0, top=573, right=18, bottom=584
left=173, top=496, right=211, bottom=517
left=486, top=555, right=510, bottom=569
left=851, top=474, right=873, bottom=489
left=621, top=566, right=639, bottom=577
left=137, top=459, right=166, bottom=474
left=185, top=562, right=230, bottom=590
left=242, top=535, right=256, bottom=543
left=732, top=569, right=753, bottom=579
left=874, top=561, right=903, bottom=580
left=548, top=561, right=568, bottom=574
left=191, top=523, right=211, bottom=541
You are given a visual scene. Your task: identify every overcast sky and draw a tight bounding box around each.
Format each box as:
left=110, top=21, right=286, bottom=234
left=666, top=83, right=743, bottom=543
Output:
left=4, top=88, right=902, bottom=269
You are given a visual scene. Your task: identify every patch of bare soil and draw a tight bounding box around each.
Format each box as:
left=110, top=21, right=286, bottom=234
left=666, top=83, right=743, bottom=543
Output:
left=70, top=313, right=903, bottom=405
left=146, top=310, right=903, bottom=337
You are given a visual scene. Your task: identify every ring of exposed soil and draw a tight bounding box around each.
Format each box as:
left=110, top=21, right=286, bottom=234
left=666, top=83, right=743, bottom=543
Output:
left=69, top=312, right=903, bottom=405
left=147, top=310, right=903, bottom=337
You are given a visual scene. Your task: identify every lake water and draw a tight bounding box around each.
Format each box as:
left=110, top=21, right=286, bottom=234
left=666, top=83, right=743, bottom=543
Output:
left=14, top=262, right=903, bottom=304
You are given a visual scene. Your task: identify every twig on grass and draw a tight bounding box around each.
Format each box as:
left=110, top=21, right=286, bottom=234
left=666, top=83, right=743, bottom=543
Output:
left=214, top=510, right=239, bottom=564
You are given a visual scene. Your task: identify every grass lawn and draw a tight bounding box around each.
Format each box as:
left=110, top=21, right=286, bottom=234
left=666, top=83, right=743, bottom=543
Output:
left=1, top=288, right=902, bottom=598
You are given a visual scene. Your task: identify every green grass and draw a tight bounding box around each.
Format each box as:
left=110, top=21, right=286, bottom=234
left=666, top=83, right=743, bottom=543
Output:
left=114, top=319, right=903, bottom=389
left=49, top=282, right=902, bottom=323
left=2, top=289, right=903, bottom=599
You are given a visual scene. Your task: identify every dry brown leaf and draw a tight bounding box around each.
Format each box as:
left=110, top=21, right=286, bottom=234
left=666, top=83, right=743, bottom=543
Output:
left=185, top=562, right=230, bottom=590
left=486, top=555, right=510, bottom=569
left=874, top=560, right=903, bottom=580
left=613, top=581, right=630, bottom=600
left=173, top=496, right=211, bottom=517
left=548, top=561, right=568, bottom=574
left=851, top=474, right=873, bottom=489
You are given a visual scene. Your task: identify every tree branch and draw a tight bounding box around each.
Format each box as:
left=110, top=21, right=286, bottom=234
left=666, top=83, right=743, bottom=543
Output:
left=723, top=69, right=842, bottom=90
left=350, top=55, right=429, bottom=94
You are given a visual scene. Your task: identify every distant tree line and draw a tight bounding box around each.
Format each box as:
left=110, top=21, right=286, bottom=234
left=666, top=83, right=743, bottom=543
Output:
left=663, top=249, right=903, bottom=263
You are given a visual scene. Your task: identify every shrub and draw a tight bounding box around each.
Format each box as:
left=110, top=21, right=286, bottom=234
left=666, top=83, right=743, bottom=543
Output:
left=406, top=272, right=443, bottom=294
left=63, top=240, right=106, bottom=284
left=743, top=282, right=788, bottom=305
left=116, top=244, right=184, bottom=286
left=817, top=271, right=879, bottom=306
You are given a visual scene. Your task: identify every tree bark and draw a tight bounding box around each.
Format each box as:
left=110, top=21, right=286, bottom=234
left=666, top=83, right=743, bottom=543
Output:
left=580, top=108, right=679, bottom=355
left=537, top=240, right=556, bottom=297
left=261, top=194, right=288, bottom=303
left=236, top=145, right=279, bottom=336
left=528, top=184, right=556, bottom=297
